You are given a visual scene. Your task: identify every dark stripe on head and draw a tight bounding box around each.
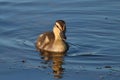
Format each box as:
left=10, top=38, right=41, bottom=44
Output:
left=56, top=20, right=66, bottom=32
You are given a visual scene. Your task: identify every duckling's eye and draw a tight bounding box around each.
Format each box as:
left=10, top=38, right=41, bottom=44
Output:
left=56, top=24, right=60, bottom=30
left=56, top=25, right=59, bottom=28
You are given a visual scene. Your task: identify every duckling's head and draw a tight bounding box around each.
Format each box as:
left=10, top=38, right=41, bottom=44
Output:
left=53, top=20, right=66, bottom=40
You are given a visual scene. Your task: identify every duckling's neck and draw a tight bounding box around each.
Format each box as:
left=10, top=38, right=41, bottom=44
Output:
left=53, top=32, right=62, bottom=40
left=53, top=26, right=63, bottom=40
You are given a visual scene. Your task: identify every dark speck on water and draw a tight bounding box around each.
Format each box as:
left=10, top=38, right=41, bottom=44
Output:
left=105, top=17, right=108, bottom=20
left=0, top=0, right=120, bottom=80
left=104, top=65, right=112, bottom=68
left=21, top=60, right=26, bottom=63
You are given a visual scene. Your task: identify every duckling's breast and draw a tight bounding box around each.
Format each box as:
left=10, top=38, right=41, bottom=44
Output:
left=45, top=40, right=68, bottom=53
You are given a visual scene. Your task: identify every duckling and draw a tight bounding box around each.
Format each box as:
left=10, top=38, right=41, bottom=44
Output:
left=36, top=20, right=69, bottom=53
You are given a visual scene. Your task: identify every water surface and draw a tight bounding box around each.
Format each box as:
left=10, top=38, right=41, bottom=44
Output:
left=0, top=0, right=120, bottom=80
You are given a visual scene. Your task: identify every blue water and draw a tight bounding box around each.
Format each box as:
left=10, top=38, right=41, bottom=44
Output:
left=0, top=0, right=120, bottom=80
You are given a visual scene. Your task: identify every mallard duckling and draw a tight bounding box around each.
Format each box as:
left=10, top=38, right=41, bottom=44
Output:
left=36, top=20, right=69, bottom=53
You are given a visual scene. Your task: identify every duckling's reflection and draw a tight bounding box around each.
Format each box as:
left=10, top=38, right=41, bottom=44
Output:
left=40, top=50, right=66, bottom=79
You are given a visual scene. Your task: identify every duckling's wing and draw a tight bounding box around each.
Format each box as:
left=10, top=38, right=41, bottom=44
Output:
left=36, top=32, right=54, bottom=51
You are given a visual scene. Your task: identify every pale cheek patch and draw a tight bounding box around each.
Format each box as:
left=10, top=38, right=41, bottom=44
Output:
left=56, top=22, right=61, bottom=27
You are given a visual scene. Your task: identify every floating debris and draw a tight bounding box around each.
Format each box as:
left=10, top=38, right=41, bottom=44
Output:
left=105, top=17, right=108, bottom=20
left=21, top=60, right=26, bottom=63
left=104, top=66, right=112, bottom=68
